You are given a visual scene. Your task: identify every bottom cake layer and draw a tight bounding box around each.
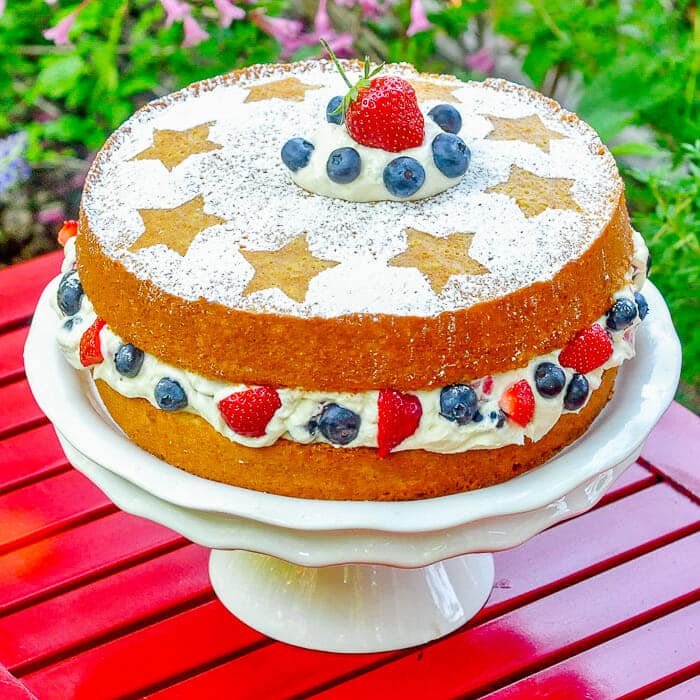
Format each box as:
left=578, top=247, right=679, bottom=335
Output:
left=95, top=367, right=618, bottom=501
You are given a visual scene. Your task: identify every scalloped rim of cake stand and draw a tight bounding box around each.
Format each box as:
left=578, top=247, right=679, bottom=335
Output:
left=25, top=280, right=681, bottom=539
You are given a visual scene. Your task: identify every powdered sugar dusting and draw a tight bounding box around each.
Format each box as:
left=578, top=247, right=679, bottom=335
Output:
left=82, top=60, right=622, bottom=319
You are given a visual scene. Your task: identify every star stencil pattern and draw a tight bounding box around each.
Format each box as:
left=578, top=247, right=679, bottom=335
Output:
left=485, top=114, right=567, bottom=153
left=130, top=123, right=221, bottom=171
left=129, top=195, right=226, bottom=256
left=388, top=228, right=489, bottom=294
left=486, top=165, right=581, bottom=218
left=240, top=235, right=338, bottom=303
left=410, top=80, right=461, bottom=104
left=244, top=77, right=320, bottom=103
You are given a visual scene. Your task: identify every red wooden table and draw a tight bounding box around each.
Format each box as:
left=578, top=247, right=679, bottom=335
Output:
left=1, top=251, right=699, bottom=700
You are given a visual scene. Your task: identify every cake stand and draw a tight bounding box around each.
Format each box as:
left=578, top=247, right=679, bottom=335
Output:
left=24, top=281, right=681, bottom=653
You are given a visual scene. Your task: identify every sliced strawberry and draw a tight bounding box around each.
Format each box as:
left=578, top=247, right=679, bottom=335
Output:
left=499, top=379, right=535, bottom=427
left=377, top=389, right=422, bottom=457
left=58, top=220, right=78, bottom=246
left=79, top=318, right=106, bottom=367
left=558, top=324, right=613, bottom=374
left=482, top=375, right=494, bottom=396
left=218, top=386, right=281, bottom=438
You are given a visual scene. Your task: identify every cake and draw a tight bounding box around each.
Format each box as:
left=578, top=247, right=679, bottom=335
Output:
left=51, top=57, right=650, bottom=501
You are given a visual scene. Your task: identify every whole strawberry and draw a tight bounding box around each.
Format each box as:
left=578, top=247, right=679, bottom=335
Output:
left=218, top=387, right=281, bottom=438
left=322, top=40, right=424, bottom=152
left=377, top=389, right=422, bottom=457
left=558, top=324, right=613, bottom=374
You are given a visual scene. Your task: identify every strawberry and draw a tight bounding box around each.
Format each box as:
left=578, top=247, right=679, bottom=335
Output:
left=482, top=375, right=494, bottom=396
left=499, top=380, right=535, bottom=427
left=58, top=220, right=78, bottom=246
left=377, top=389, right=422, bottom=457
left=79, top=318, right=106, bottom=367
left=322, top=40, right=424, bottom=152
left=558, top=324, right=613, bottom=374
left=218, top=387, right=282, bottom=438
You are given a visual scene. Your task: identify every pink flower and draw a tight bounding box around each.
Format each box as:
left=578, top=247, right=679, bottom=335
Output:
left=465, top=47, right=496, bottom=74
left=0, top=0, right=5, bottom=16
left=182, top=12, right=209, bottom=47
left=213, top=0, right=244, bottom=28
left=321, top=30, right=354, bottom=58
left=160, top=0, right=190, bottom=29
left=43, top=9, right=80, bottom=46
left=406, top=0, right=432, bottom=37
left=251, top=9, right=306, bottom=57
left=314, top=0, right=332, bottom=36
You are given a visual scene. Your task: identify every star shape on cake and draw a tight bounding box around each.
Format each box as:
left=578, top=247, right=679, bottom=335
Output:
left=486, top=165, right=581, bottom=218
left=485, top=114, right=567, bottom=153
left=244, top=77, right=320, bottom=103
left=129, top=195, right=226, bottom=256
left=240, top=235, right=338, bottom=303
left=410, top=80, right=461, bottom=104
left=130, top=122, right=222, bottom=171
left=388, top=228, right=489, bottom=294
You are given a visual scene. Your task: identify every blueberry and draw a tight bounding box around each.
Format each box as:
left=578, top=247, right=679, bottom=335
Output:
left=439, top=384, right=478, bottom=425
left=63, top=316, right=82, bottom=332
left=315, top=403, right=361, bottom=445
left=383, top=157, right=425, bottom=198
left=534, top=362, right=566, bottom=397
left=490, top=410, right=506, bottom=428
left=606, top=297, right=638, bottom=330
left=326, top=96, right=344, bottom=124
left=326, top=147, right=361, bottom=184
left=115, top=343, right=145, bottom=378
left=564, top=374, right=589, bottom=411
left=57, top=272, right=83, bottom=316
left=472, top=410, right=484, bottom=423
left=427, top=104, right=462, bottom=134
left=634, top=291, right=649, bottom=321
left=431, top=133, right=471, bottom=178
left=154, top=377, right=187, bottom=411
left=281, top=137, right=314, bottom=172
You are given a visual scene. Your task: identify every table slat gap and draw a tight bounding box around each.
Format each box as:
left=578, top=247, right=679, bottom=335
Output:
left=647, top=671, right=700, bottom=699
left=639, top=457, right=700, bottom=506
left=0, top=462, right=71, bottom=499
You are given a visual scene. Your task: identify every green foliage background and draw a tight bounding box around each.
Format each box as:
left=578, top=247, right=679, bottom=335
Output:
left=1, top=0, right=698, bottom=409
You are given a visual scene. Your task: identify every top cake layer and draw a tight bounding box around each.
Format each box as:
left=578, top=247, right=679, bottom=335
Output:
left=81, top=60, right=622, bottom=320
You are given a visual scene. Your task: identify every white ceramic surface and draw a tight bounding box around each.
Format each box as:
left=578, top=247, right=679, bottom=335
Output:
left=25, top=280, right=681, bottom=652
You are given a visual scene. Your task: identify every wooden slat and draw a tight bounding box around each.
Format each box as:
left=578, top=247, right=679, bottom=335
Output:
left=650, top=675, right=700, bottom=699
left=0, top=511, right=183, bottom=617
left=642, top=402, right=700, bottom=501
left=0, top=252, right=62, bottom=331
left=0, top=667, right=36, bottom=700
left=1, top=545, right=210, bottom=673
left=0, top=325, right=29, bottom=385
left=133, top=491, right=700, bottom=700
left=303, top=533, right=700, bottom=700
left=22, top=600, right=266, bottom=700
left=483, top=601, right=700, bottom=699
left=0, top=424, right=68, bottom=495
left=0, top=470, right=113, bottom=554
left=0, top=379, right=45, bottom=438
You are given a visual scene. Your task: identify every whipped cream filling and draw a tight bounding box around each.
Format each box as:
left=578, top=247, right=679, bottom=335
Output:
left=55, top=235, right=647, bottom=455
left=290, top=118, right=462, bottom=202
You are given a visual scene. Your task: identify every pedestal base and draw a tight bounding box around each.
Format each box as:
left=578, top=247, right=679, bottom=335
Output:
left=209, top=549, right=495, bottom=653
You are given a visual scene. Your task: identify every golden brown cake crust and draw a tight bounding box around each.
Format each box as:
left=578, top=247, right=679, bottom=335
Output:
left=95, top=367, right=617, bottom=501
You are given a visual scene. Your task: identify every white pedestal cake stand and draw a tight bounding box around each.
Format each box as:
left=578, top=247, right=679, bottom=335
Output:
left=25, top=281, right=680, bottom=653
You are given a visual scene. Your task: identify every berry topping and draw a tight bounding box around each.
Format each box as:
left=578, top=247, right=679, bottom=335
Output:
left=114, top=343, right=145, bottom=378
left=322, top=40, right=424, bottom=152
left=57, top=272, right=83, bottom=316
left=428, top=104, right=462, bottom=134
left=606, top=297, right=638, bottom=331
left=63, top=316, right=82, bottom=332
left=218, top=386, right=282, bottom=437
left=499, top=379, right=535, bottom=427
left=314, top=403, right=361, bottom=445
left=154, top=378, right=188, bottom=411
left=79, top=318, right=106, bottom=367
left=490, top=410, right=506, bottom=428
left=635, top=291, right=649, bottom=320
left=481, top=376, right=494, bottom=396
left=558, top=324, right=613, bottom=374
left=377, top=389, right=422, bottom=457
left=281, top=137, right=314, bottom=172
left=326, top=96, right=344, bottom=124
left=326, top=147, right=361, bottom=184
left=472, top=410, right=484, bottom=423
left=534, top=362, right=566, bottom=397
left=564, top=373, right=589, bottom=411
left=57, top=220, right=78, bottom=246
left=383, top=156, right=425, bottom=197
left=431, top=133, right=471, bottom=178
left=439, top=384, right=478, bottom=425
